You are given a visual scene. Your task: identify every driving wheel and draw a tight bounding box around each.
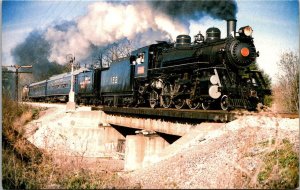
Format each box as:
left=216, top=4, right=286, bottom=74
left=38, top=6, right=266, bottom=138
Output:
left=174, top=98, right=186, bottom=109
left=201, top=100, right=210, bottom=110
left=186, top=98, right=200, bottom=109
left=220, top=95, right=230, bottom=111
left=161, top=83, right=173, bottom=108
left=149, top=90, right=159, bottom=108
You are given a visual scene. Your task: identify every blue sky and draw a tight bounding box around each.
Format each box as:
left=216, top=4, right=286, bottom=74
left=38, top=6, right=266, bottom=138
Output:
left=2, top=0, right=299, bottom=83
left=2, top=1, right=89, bottom=28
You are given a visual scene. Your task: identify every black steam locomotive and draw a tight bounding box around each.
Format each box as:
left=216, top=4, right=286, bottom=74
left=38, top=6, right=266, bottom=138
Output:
left=23, top=19, right=270, bottom=111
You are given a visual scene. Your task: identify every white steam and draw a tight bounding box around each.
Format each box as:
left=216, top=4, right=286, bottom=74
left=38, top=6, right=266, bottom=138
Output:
left=45, top=2, right=188, bottom=64
left=188, top=16, right=226, bottom=41
left=45, top=26, right=91, bottom=64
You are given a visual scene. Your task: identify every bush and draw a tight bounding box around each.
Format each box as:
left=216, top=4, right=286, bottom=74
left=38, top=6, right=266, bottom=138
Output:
left=264, top=95, right=272, bottom=107
left=257, top=139, right=299, bottom=189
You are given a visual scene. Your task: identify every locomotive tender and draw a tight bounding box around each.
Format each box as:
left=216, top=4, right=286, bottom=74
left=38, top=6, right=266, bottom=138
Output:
left=23, top=19, right=270, bottom=111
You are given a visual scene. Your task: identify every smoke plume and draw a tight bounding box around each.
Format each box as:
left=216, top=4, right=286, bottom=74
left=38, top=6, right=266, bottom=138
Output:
left=147, top=0, right=238, bottom=21
left=44, top=1, right=187, bottom=64
left=12, top=0, right=238, bottom=76
left=44, top=1, right=238, bottom=64
left=12, top=30, right=67, bottom=81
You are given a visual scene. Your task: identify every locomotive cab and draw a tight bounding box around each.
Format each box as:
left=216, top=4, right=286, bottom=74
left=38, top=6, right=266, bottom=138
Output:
left=132, top=46, right=151, bottom=79
left=132, top=43, right=167, bottom=79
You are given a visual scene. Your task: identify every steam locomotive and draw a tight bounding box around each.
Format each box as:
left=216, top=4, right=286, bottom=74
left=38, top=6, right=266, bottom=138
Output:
left=23, top=19, right=270, bottom=111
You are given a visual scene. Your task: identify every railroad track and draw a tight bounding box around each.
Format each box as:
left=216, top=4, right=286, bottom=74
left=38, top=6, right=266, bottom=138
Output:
left=100, top=106, right=299, bottom=122
left=277, top=113, right=299, bottom=119
left=24, top=102, right=298, bottom=121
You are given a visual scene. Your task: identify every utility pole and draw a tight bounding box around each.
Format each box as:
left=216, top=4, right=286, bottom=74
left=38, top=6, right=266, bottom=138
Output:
left=2, top=65, right=32, bottom=101
left=66, top=54, right=76, bottom=112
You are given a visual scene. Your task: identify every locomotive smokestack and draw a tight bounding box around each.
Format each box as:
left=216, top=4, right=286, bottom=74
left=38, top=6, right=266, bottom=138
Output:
left=227, top=19, right=237, bottom=37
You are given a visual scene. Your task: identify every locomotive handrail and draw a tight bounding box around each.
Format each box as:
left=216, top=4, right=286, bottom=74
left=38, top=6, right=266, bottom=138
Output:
left=194, top=66, right=227, bottom=71
left=148, top=61, right=210, bottom=71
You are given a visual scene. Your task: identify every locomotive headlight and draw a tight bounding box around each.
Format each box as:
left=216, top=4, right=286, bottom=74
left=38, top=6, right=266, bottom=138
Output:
left=238, top=26, right=253, bottom=37
left=243, top=26, right=253, bottom=36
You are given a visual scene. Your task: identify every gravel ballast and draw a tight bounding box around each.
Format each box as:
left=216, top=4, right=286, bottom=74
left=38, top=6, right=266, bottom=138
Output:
left=122, top=115, right=299, bottom=189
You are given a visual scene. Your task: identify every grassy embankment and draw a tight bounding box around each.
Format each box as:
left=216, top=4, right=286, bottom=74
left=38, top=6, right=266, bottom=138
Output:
left=2, top=97, right=136, bottom=189
left=234, top=126, right=299, bottom=189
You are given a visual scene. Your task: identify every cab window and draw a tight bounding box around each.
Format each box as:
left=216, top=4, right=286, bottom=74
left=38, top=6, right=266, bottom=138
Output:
left=136, top=53, right=145, bottom=64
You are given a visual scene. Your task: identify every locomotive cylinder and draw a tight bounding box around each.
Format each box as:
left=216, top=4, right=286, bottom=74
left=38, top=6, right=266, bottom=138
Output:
left=227, top=19, right=237, bottom=37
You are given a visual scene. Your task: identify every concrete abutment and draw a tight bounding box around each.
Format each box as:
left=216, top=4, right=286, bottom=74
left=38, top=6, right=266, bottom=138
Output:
left=124, top=133, right=170, bottom=171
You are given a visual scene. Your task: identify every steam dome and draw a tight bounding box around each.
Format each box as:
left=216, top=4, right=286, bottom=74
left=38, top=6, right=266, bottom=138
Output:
left=175, top=35, right=191, bottom=47
left=206, top=27, right=221, bottom=42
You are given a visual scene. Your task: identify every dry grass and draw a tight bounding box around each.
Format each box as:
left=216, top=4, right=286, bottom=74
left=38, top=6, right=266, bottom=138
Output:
left=232, top=117, right=299, bottom=189
left=2, top=96, right=136, bottom=189
left=256, top=138, right=299, bottom=189
left=2, top=96, right=45, bottom=188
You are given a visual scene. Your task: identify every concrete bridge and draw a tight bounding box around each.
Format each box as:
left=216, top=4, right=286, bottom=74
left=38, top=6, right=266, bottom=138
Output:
left=25, top=103, right=225, bottom=171
left=98, top=109, right=226, bottom=170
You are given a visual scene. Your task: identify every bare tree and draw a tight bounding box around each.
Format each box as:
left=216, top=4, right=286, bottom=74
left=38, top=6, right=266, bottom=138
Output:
left=97, top=39, right=134, bottom=68
left=273, top=51, right=299, bottom=113
left=62, top=61, right=80, bottom=72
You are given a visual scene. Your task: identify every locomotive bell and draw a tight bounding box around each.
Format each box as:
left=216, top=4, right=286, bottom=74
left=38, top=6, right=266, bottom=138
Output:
left=175, top=35, right=191, bottom=47
left=206, top=27, right=221, bottom=42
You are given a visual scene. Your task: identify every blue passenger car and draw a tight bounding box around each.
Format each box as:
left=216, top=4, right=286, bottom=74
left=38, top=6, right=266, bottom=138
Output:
left=28, top=80, right=47, bottom=101
left=46, top=73, right=72, bottom=102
